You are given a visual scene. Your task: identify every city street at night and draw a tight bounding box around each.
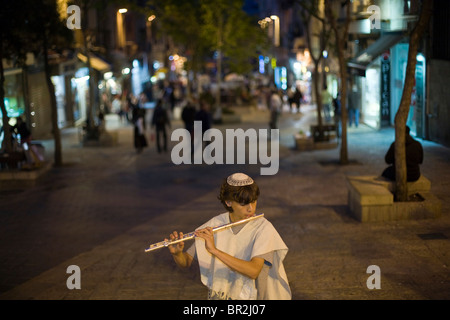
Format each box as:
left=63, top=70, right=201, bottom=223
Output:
left=1, top=0, right=450, bottom=307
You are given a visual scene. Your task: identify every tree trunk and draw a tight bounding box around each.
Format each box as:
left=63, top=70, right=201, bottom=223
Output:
left=394, top=0, right=433, bottom=201
left=313, top=63, right=323, bottom=128
left=337, top=41, right=349, bottom=164
left=43, top=28, right=63, bottom=166
left=82, top=0, right=96, bottom=137
left=324, top=0, right=351, bottom=164
left=302, top=9, right=324, bottom=139
left=0, top=36, right=13, bottom=154
left=215, top=13, right=223, bottom=120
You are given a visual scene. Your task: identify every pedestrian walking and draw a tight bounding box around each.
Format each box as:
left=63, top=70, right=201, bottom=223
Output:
left=151, top=100, right=170, bottom=153
left=333, top=93, right=342, bottom=138
left=321, top=85, right=332, bottom=123
left=289, top=86, right=303, bottom=113
left=181, top=99, right=197, bottom=153
left=132, top=107, right=148, bottom=154
left=269, top=89, right=282, bottom=130
left=181, top=99, right=197, bottom=134
left=194, top=99, right=212, bottom=146
left=348, top=85, right=360, bottom=128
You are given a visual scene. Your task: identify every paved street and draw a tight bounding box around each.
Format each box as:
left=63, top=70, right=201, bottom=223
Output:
left=0, top=104, right=449, bottom=301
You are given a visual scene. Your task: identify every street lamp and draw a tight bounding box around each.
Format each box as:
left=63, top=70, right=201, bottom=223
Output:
left=270, top=15, right=280, bottom=47
left=117, top=9, right=128, bottom=48
left=146, top=15, right=156, bottom=44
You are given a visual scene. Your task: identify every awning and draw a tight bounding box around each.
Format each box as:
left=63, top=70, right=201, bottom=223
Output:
left=77, top=53, right=111, bottom=72
left=348, top=32, right=405, bottom=76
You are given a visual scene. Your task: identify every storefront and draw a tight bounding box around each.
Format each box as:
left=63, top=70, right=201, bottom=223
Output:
left=2, top=69, right=26, bottom=120
left=71, top=67, right=90, bottom=125
left=348, top=32, right=406, bottom=130
left=364, top=40, right=427, bottom=137
left=361, top=57, right=381, bottom=129
left=1, top=54, right=35, bottom=147
left=391, top=45, right=427, bottom=138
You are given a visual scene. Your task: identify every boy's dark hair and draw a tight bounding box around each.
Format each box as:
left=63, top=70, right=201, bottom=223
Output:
left=218, top=179, right=260, bottom=213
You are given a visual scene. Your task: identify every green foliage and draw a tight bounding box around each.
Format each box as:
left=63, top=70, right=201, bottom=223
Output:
left=147, top=0, right=267, bottom=75
left=1, top=0, right=73, bottom=65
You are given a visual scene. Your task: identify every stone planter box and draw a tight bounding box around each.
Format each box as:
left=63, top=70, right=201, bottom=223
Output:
left=346, top=175, right=442, bottom=222
left=294, top=134, right=314, bottom=151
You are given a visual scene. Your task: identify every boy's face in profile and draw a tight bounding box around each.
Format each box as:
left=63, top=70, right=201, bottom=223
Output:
left=227, top=200, right=258, bottom=222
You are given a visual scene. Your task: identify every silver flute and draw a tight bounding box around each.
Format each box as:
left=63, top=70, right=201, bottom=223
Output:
left=145, top=213, right=264, bottom=252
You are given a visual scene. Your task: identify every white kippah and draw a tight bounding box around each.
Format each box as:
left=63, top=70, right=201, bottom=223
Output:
left=227, top=173, right=254, bottom=186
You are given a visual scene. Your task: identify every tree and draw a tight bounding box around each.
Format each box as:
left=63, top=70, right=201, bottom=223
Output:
left=297, top=0, right=331, bottom=138
left=70, top=0, right=102, bottom=141
left=0, top=0, right=71, bottom=168
left=201, top=0, right=266, bottom=109
left=394, top=0, right=433, bottom=201
left=147, top=0, right=267, bottom=108
left=0, top=3, right=33, bottom=154
left=146, top=0, right=212, bottom=98
left=37, top=0, right=73, bottom=166
left=28, top=0, right=72, bottom=166
left=324, top=0, right=352, bottom=164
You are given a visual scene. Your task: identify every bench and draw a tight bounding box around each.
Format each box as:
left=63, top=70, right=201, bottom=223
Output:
left=310, top=124, right=336, bottom=142
left=346, top=175, right=441, bottom=222
left=354, top=175, right=432, bottom=195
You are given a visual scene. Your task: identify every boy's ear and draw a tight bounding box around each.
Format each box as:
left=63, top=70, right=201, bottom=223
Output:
left=225, top=201, right=232, bottom=207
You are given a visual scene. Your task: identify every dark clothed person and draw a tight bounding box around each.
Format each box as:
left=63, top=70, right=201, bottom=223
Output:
left=381, top=126, right=424, bottom=182
left=181, top=102, right=196, bottom=133
left=13, top=117, right=31, bottom=144
left=151, top=100, right=170, bottom=153
left=133, top=108, right=148, bottom=153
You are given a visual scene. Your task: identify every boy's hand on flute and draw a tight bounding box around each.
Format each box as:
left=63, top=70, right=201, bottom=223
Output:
left=167, top=231, right=185, bottom=254
left=194, top=227, right=217, bottom=254
left=167, top=231, right=194, bottom=268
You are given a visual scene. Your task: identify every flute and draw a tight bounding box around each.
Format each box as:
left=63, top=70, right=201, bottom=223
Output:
left=145, top=213, right=264, bottom=252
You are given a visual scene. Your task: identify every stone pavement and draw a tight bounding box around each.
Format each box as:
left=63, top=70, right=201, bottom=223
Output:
left=0, top=104, right=449, bottom=301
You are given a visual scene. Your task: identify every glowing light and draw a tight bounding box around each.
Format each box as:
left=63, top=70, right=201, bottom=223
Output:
left=271, top=58, right=277, bottom=69
left=104, top=72, right=113, bottom=80
left=259, top=55, right=265, bottom=74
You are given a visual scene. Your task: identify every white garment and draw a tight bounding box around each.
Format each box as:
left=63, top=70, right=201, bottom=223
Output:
left=194, top=212, right=291, bottom=300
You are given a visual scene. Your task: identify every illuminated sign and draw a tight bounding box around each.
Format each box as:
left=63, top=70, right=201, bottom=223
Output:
left=380, top=51, right=390, bottom=126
